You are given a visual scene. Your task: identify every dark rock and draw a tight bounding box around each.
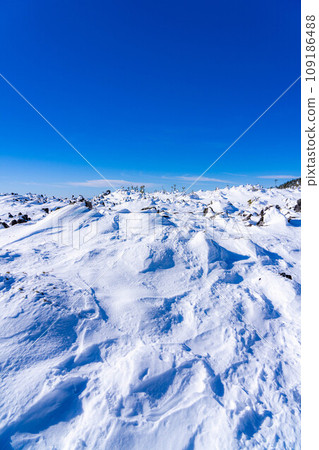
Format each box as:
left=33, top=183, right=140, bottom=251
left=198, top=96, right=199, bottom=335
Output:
left=10, top=215, right=30, bottom=225
left=294, top=199, right=301, bottom=212
left=1, top=222, right=9, bottom=228
left=141, top=206, right=158, bottom=212
left=104, top=190, right=111, bottom=196
left=42, top=208, right=50, bottom=214
left=84, top=200, right=93, bottom=210
left=257, top=210, right=265, bottom=226
left=8, top=212, right=13, bottom=218
left=203, top=206, right=213, bottom=216
left=280, top=272, right=292, bottom=280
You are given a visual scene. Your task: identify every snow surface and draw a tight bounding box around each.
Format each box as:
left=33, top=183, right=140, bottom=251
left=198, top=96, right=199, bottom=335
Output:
left=0, top=186, right=301, bottom=449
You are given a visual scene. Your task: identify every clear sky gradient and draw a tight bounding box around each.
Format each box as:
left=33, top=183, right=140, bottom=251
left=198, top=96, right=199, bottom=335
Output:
left=0, top=0, right=300, bottom=196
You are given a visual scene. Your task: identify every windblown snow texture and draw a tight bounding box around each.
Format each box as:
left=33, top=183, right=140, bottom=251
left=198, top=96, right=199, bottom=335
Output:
left=0, top=186, right=300, bottom=449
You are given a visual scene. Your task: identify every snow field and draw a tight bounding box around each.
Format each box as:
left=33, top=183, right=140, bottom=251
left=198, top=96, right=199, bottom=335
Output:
left=0, top=185, right=300, bottom=449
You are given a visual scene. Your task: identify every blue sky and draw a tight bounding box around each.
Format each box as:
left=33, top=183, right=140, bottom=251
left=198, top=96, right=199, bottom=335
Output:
left=0, top=0, right=300, bottom=196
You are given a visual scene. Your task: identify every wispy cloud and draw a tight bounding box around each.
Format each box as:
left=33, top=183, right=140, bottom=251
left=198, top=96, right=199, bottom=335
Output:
left=257, top=175, right=298, bottom=179
left=162, top=175, right=232, bottom=183
left=68, top=179, right=154, bottom=188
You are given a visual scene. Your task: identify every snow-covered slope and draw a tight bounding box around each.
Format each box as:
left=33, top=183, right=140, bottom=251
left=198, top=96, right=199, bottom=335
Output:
left=0, top=186, right=301, bottom=449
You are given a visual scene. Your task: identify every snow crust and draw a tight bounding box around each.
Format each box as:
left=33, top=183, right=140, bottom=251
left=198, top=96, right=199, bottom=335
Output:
left=0, top=186, right=301, bottom=449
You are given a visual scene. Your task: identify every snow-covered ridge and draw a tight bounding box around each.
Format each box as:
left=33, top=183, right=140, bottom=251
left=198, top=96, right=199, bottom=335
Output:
left=0, top=185, right=300, bottom=449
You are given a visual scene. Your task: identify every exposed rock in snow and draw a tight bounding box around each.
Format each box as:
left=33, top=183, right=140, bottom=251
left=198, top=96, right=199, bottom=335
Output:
left=294, top=199, right=301, bottom=212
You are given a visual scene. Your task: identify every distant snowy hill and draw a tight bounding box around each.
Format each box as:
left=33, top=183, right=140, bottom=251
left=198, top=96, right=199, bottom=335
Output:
left=0, top=186, right=300, bottom=449
left=278, top=178, right=301, bottom=189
